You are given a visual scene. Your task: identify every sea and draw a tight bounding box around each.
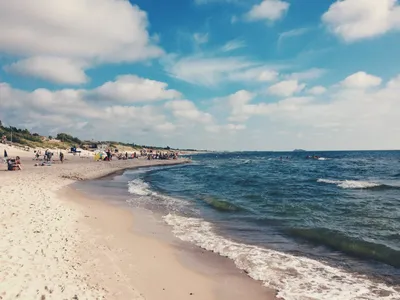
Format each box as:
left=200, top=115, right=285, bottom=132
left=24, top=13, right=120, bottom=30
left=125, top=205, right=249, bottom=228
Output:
left=79, top=151, right=400, bottom=300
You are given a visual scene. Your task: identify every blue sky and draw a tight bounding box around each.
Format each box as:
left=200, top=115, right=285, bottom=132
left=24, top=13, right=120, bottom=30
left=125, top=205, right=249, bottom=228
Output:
left=1, top=0, right=400, bottom=150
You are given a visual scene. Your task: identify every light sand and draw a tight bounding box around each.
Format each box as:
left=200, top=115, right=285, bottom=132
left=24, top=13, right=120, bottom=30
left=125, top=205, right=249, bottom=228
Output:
left=0, top=145, right=275, bottom=300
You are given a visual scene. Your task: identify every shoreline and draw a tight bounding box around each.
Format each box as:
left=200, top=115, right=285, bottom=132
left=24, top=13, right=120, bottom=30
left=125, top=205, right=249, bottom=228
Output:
left=0, top=152, right=276, bottom=300
left=73, top=154, right=400, bottom=300
left=63, top=184, right=276, bottom=300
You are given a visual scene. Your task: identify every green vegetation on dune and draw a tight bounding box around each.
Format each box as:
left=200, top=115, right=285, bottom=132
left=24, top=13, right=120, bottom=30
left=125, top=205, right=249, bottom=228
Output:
left=0, top=121, right=193, bottom=151
left=1, top=126, right=42, bottom=147
left=56, top=133, right=82, bottom=145
left=0, top=125, right=73, bottom=149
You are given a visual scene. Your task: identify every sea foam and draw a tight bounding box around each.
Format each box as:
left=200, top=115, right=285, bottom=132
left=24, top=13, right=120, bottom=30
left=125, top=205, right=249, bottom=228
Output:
left=127, top=178, right=195, bottom=214
left=164, top=213, right=399, bottom=300
left=128, top=178, right=152, bottom=196
left=317, top=179, right=381, bottom=189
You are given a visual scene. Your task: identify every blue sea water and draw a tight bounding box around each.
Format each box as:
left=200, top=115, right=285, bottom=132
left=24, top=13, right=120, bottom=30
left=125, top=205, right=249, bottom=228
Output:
left=87, top=151, right=400, bottom=299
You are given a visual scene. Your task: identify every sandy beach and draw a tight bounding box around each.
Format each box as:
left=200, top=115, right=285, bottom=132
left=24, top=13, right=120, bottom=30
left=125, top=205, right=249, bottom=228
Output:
left=0, top=145, right=275, bottom=300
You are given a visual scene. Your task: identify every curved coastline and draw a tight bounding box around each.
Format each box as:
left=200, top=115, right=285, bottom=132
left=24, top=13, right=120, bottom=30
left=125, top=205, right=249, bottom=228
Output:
left=1, top=154, right=275, bottom=300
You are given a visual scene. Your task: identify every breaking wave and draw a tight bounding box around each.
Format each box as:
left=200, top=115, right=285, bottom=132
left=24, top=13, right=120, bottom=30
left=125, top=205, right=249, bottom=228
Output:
left=127, top=178, right=193, bottom=214
left=316, top=179, right=399, bottom=190
left=164, top=214, right=399, bottom=300
left=128, top=178, right=152, bottom=196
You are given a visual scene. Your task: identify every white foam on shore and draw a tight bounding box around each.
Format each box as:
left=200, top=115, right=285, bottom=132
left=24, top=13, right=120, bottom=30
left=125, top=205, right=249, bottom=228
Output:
left=128, top=178, right=152, bottom=196
left=127, top=179, right=195, bottom=214
left=164, top=214, right=399, bottom=300
left=317, top=179, right=381, bottom=189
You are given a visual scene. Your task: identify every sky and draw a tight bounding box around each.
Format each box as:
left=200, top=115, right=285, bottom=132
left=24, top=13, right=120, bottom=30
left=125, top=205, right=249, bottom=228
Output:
left=1, top=0, right=400, bottom=151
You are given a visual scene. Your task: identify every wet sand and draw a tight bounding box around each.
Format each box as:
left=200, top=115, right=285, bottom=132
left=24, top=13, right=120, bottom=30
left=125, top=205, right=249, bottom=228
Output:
left=64, top=181, right=277, bottom=300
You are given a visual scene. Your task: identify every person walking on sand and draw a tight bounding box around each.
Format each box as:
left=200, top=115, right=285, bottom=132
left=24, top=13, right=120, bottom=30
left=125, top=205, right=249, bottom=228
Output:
left=59, top=152, right=64, bottom=163
left=4, top=149, right=8, bottom=158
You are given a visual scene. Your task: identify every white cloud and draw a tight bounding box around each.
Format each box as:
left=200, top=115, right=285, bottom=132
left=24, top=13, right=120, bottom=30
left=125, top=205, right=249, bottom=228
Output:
left=322, top=0, right=400, bottom=42
left=0, top=0, right=162, bottom=83
left=229, top=67, right=278, bottom=82
left=0, top=74, right=184, bottom=141
left=206, top=123, right=246, bottom=133
left=91, top=75, right=181, bottom=103
left=155, top=122, right=177, bottom=133
left=341, top=72, right=382, bottom=89
left=286, top=68, right=326, bottom=81
left=387, top=74, right=400, bottom=88
left=163, top=54, right=279, bottom=86
left=0, top=82, right=100, bottom=120
left=307, top=86, right=327, bottom=95
left=165, top=100, right=213, bottom=124
left=278, top=28, right=309, bottom=46
left=219, top=73, right=400, bottom=150
left=225, top=90, right=275, bottom=122
left=103, top=105, right=166, bottom=125
left=246, top=0, right=290, bottom=22
left=221, top=39, right=246, bottom=52
left=164, top=55, right=256, bottom=86
left=224, top=89, right=314, bottom=122
left=267, top=80, right=306, bottom=97
left=193, top=33, right=209, bottom=45
left=3, top=72, right=400, bottom=150
left=228, top=90, right=255, bottom=106
left=4, top=56, right=88, bottom=85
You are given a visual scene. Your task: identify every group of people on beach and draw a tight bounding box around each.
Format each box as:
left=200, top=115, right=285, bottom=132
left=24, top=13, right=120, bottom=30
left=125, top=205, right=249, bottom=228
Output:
left=101, top=149, right=178, bottom=161
left=146, top=151, right=178, bottom=160
left=3, top=146, right=180, bottom=170
left=34, top=149, right=64, bottom=163
left=101, top=149, right=138, bottom=161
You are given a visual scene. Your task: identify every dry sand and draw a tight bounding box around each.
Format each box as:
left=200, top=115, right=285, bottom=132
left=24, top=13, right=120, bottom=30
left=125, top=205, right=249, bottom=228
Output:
left=0, top=145, right=275, bottom=300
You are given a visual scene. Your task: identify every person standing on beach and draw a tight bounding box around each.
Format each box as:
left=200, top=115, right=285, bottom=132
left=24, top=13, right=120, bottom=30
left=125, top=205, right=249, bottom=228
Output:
left=4, top=149, right=8, bottom=158
left=59, top=152, right=64, bottom=163
left=106, top=149, right=111, bottom=161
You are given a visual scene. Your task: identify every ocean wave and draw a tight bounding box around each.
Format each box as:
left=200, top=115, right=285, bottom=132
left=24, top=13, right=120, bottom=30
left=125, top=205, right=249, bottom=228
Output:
left=127, top=178, right=196, bottom=214
left=286, top=228, right=400, bottom=268
left=128, top=178, right=152, bottom=196
left=317, top=179, right=386, bottom=189
left=164, top=214, right=399, bottom=300
left=200, top=196, right=244, bottom=212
